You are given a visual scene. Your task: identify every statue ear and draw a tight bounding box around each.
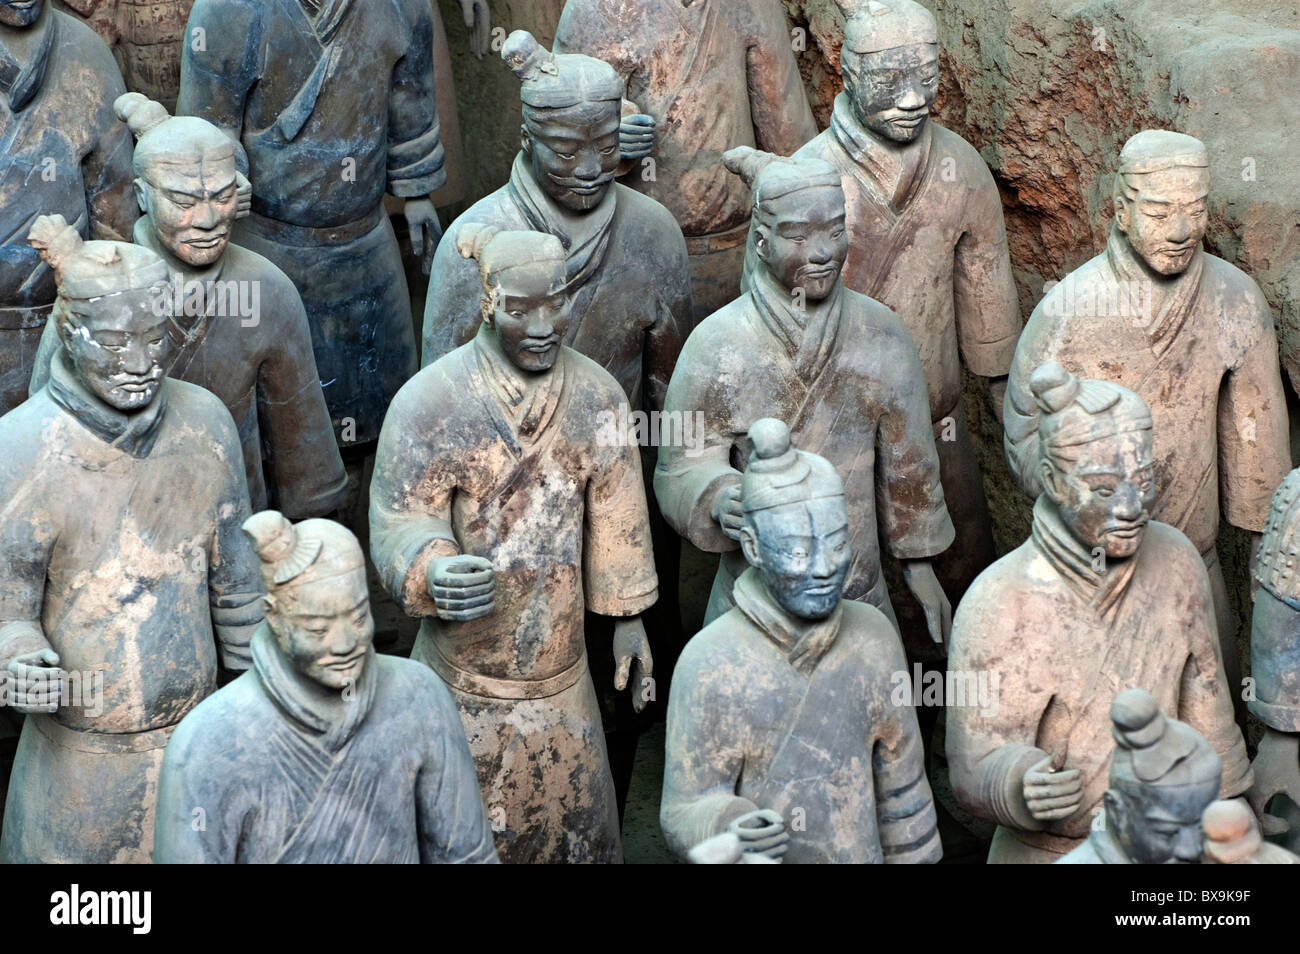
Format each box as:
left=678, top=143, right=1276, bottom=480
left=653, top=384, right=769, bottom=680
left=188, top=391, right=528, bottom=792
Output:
left=754, top=224, right=772, bottom=262
left=1038, top=458, right=1065, bottom=505
left=1102, top=790, right=1122, bottom=831
left=521, top=123, right=533, bottom=157
left=739, top=524, right=760, bottom=568
left=1113, top=183, right=1132, bottom=235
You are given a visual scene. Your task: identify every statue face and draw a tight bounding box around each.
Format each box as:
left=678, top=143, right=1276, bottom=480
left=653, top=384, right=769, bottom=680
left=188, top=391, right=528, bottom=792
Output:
left=1115, top=166, right=1210, bottom=277
left=270, top=569, right=374, bottom=691
left=1041, top=428, right=1155, bottom=560
left=1106, top=782, right=1219, bottom=864
left=842, top=45, right=938, bottom=144
left=487, top=261, right=569, bottom=373
left=741, top=497, right=851, bottom=621
left=59, top=298, right=170, bottom=412
left=0, top=0, right=44, bottom=29
left=522, top=100, right=621, bottom=212
left=138, top=155, right=239, bottom=267
left=754, top=185, right=848, bottom=302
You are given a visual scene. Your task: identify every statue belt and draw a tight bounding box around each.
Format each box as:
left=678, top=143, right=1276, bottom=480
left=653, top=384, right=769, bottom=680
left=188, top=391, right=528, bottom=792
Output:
left=245, top=205, right=383, bottom=248
left=31, top=713, right=176, bottom=754
left=684, top=219, right=750, bottom=256
left=0, top=301, right=53, bottom=332
left=1005, top=823, right=1085, bottom=857
left=425, top=636, right=588, bottom=701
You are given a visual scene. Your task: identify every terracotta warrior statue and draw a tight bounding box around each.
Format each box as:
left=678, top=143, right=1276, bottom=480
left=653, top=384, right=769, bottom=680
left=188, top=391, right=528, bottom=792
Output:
left=52, top=0, right=191, bottom=112
left=1245, top=467, right=1300, bottom=850
left=949, top=362, right=1251, bottom=863
left=0, top=0, right=136, bottom=415
left=177, top=0, right=446, bottom=451
left=656, top=147, right=953, bottom=639
left=788, top=0, right=1019, bottom=642
left=1057, top=689, right=1222, bottom=864
left=370, top=225, right=658, bottom=864
left=28, top=93, right=346, bottom=519
left=0, top=216, right=263, bottom=863
left=662, top=418, right=942, bottom=864
left=153, top=511, right=499, bottom=864
left=553, top=0, right=817, bottom=323
left=422, top=31, right=689, bottom=418
left=1201, top=799, right=1299, bottom=864
left=1005, top=130, right=1292, bottom=705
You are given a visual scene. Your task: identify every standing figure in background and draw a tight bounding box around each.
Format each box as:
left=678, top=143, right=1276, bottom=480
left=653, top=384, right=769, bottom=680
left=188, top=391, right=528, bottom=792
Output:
left=29, top=92, right=347, bottom=519
left=554, top=0, right=817, bottom=325
left=949, top=363, right=1250, bottom=863
left=178, top=0, right=445, bottom=456
left=0, top=0, right=136, bottom=415
left=0, top=216, right=262, bottom=863
left=1005, top=130, right=1292, bottom=711
left=371, top=226, right=658, bottom=863
left=662, top=419, right=941, bottom=864
left=791, top=0, right=1019, bottom=647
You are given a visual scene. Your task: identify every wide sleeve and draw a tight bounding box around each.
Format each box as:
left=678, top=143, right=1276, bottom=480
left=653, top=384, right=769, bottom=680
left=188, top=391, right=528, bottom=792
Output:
left=176, top=0, right=261, bottom=159
left=585, top=426, right=658, bottom=618
left=421, top=218, right=488, bottom=367
left=552, top=1, right=633, bottom=74
left=255, top=281, right=349, bottom=519
left=953, top=158, right=1021, bottom=379
left=651, top=333, right=741, bottom=554
left=1002, top=302, right=1057, bottom=497
left=416, top=673, right=499, bottom=864
left=206, top=410, right=264, bottom=671
left=386, top=0, right=446, bottom=198
left=81, top=43, right=137, bottom=243
left=660, top=638, right=760, bottom=859
left=868, top=625, right=942, bottom=863
left=643, top=218, right=691, bottom=413
left=1217, top=285, right=1292, bottom=534
left=0, top=449, right=55, bottom=670
left=875, top=328, right=954, bottom=559
left=746, top=3, right=818, bottom=156
left=368, top=372, right=461, bottom=617
left=946, top=580, right=1051, bottom=832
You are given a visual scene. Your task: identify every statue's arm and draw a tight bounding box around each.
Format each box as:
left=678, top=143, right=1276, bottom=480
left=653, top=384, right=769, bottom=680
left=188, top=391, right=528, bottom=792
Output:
left=81, top=45, right=137, bottom=244
left=1001, top=318, right=1048, bottom=497
left=746, top=2, right=818, bottom=155
left=386, top=1, right=446, bottom=199
left=644, top=226, right=691, bottom=414
left=584, top=437, right=658, bottom=620
left=152, top=722, right=237, bottom=863
left=420, top=223, right=482, bottom=369
left=207, top=420, right=265, bottom=672
left=176, top=0, right=259, bottom=164
left=0, top=468, right=56, bottom=671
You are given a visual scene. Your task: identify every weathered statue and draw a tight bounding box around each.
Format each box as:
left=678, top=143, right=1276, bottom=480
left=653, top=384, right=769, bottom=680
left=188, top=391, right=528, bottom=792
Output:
left=0, top=216, right=262, bottom=863
left=422, top=31, right=689, bottom=417
left=788, top=0, right=1019, bottom=640
left=1201, top=799, right=1299, bottom=864
left=177, top=0, right=446, bottom=449
left=1056, top=689, right=1222, bottom=864
left=153, top=511, right=499, bottom=864
left=662, top=418, right=942, bottom=864
left=1005, top=130, right=1292, bottom=700
left=1245, top=467, right=1300, bottom=849
left=28, top=93, right=346, bottom=519
left=948, top=362, right=1251, bottom=863
left=370, top=225, right=658, bottom=863
left=0, top=0, right=136, bottom=415
left=553, top=0, right=817, bottom=323
left=656, top=147, right=953, bottom=638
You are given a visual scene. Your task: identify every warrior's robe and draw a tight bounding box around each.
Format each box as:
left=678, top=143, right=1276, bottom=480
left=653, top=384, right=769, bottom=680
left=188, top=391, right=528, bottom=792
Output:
left=948, top=497, right=1252, bottom=863
left=153, top=626, right=499, bottom=863
left=423, top=155, right=688, bottom=416
left=0, top=360, right=262, bottom=863
left=1252, top=469, right=1300, bottom=736
left=1005, top=229, right=1292, bottom=648
left=795, top=96, right=1020, bottom=628
left=370, top=330, right=659, bottom=863
left=553, top=0, right=817, bottom=320
left=662, top=568, right=942, bottom=864
left=0, top=5, right=136, bottom=414
left=53, top=0, right=194, bottom=112
left=178, top=0, right=445, bottom=444
left=655, top=269, right=953, bottom=628
left=28, top=217, right=348, bottom=519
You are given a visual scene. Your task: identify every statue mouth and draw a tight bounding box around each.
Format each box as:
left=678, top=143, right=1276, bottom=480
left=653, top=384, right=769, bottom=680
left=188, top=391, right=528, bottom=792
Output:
left=520, top=336, right=558, bottom=354
left=1104, top=521, right=1147, bottom=540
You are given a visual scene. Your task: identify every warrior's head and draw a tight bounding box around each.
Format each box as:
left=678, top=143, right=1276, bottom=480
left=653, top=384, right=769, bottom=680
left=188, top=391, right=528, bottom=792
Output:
left=1201, top=799, right=1267, bottom=864
left=244, top=511, right=373, bottom=692
left=1030, top=362, right=1154, bottom=560
left=505, top=31, right=623, bottom=213
left=117, top=93, right=246, bottom=268
left=0, top=0, right=44, bottom=30
left=1102, top=688, right=1221, bottom=864
left=725, top=147, right=846, bottom=302
left=458, top=224, right=569, bottom=374
left=28, top=214, right=171, bottom=412
left=739, top=419, right=850, bottom=621
left=1113, top=130, right=1209, bottom=278
left=837, top=0, right=939, bottom=144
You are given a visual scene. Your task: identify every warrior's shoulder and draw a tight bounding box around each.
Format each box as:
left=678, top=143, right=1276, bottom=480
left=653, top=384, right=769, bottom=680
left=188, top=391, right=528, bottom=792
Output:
left=793, top=129, right=838, bottom=165
left=843, top=289, right=919, bottom=353
left=929, top=123, right=993, bottom=174
left=614, top=184, right=686, bottom=243
left=676, top=612, right=755, bottom=678
left=388, top=347, right=473, bottom=420
left=221, top=244, right=301, bottom=300
left=1201, top=253, right=1269, bottom=312
left=372, top=654, right=457, bottom=712
left=167, top=671, right=267, bottom=759
left=562, top=347, right=628, bottom=406
left=164, top=378, right=238, bottom=432
left=839, top=600, right=906, bottom=659
left=1139, top=520, right=1205, bottom=568
left=683, top=295, right=752, bottom=353
left=52, top=10, right=124, bottom=84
